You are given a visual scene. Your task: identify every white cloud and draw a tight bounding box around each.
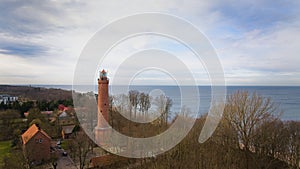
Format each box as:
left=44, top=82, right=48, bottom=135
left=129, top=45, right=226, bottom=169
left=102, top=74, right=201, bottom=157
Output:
left=0, top=1, right=299, bottom=85
left=214, top=22, right=300, bottom=85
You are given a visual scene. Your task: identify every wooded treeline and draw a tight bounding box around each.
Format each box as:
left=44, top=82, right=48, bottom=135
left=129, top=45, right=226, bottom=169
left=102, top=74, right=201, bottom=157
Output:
left=85, top=90, right=300, bottom=169
left=124, top=91, right=300, bottom=169
left=0, top=85, right=72, bottom=101
left=1, top=88, right=299, bottom=169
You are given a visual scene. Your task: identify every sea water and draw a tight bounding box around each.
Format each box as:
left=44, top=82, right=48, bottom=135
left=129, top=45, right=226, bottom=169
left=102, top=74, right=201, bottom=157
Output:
left=34, top=85, right=300, bottom=121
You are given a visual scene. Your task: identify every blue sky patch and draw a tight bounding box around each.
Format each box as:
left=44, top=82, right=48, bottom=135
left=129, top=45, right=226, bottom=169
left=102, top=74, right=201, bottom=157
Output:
left=0, top=44, right=47, bottom=57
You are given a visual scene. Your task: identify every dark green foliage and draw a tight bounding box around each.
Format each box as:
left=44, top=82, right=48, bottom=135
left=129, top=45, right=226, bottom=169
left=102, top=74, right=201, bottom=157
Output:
left=0, top=85, right=72, bottom=101
left=0, top=110, right=26, bottom=141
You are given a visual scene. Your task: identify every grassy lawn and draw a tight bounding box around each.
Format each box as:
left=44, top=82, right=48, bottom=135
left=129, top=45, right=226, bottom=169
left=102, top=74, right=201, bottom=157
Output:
left=0, top=140, right=11, bottom=166
left=61, top=140, right=68, bottom=150
left=0, top=118, right=26, bottom=125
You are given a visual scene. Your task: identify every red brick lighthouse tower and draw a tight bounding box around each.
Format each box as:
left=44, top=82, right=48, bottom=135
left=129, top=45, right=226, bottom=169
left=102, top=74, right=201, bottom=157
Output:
left=98, top=69, right=109, bottom=123
left=95, top=69, right=110, bottom=145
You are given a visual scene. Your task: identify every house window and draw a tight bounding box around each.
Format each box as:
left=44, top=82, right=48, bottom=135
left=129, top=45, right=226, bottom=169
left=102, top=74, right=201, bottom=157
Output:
left=39, top=138, right=43, bottom=143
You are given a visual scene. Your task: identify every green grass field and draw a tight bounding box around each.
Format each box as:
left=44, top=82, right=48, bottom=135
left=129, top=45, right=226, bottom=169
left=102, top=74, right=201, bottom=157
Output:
left=0, top=140, right=11, bottom=166
left=61, top=140, right=68, bottom=150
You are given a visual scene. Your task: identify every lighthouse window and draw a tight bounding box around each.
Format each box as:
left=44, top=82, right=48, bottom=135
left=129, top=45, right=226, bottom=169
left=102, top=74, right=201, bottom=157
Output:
left=104, top=103, right=106, bottom=106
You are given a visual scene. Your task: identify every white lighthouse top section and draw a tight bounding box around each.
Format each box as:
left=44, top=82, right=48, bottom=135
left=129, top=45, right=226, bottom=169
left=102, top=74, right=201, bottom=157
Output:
left=100, top=69, right=107, bottom=78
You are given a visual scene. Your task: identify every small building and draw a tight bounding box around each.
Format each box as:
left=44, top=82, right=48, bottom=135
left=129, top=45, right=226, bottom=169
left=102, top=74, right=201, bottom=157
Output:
left=59, top=111, right=68, bottom=118
left=21, top=124, right=52, bottom=163
left=58, top=111, right=76, bottom=125
left=0, top=94, right=18, bottom=104
left=61, top=125, right=75, bottom=139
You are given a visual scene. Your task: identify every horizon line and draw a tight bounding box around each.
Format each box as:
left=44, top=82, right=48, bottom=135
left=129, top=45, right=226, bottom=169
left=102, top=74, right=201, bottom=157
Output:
left=1, top=84, right=300, bottom=87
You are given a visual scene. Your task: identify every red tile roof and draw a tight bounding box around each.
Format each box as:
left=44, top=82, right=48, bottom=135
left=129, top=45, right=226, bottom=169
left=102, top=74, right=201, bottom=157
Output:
left=21, top=124, right=51, bottom=145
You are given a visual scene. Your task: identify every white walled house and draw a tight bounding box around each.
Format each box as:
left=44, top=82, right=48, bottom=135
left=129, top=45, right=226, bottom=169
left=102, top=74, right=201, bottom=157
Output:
left=0, top=94, right=18, bottom=104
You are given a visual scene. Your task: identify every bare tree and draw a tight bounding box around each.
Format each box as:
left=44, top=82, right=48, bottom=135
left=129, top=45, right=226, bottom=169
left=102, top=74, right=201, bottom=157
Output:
left=253, top=119, right=289, bottom=168
left=72, top=92, right=97, bottom=133
left=154, top=95, right=172, bottom=126
left=286, top=121, right=300, bottom=168
left=113, top=94, right=129, bottom=114
left=224, top=90, right=279, bottom=169
left=3, top=149, right=31, bottom=169
left=138, top=92, right=151, bottom=119
left=0, top=109, right=20, bottom=140
left=129, top=90, right=140, bottom=119
left=68, top=131, right=93, bottom=169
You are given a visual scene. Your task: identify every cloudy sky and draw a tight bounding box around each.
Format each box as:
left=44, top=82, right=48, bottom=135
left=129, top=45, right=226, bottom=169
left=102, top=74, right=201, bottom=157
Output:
left=0, top=0, right=299, bottom=86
